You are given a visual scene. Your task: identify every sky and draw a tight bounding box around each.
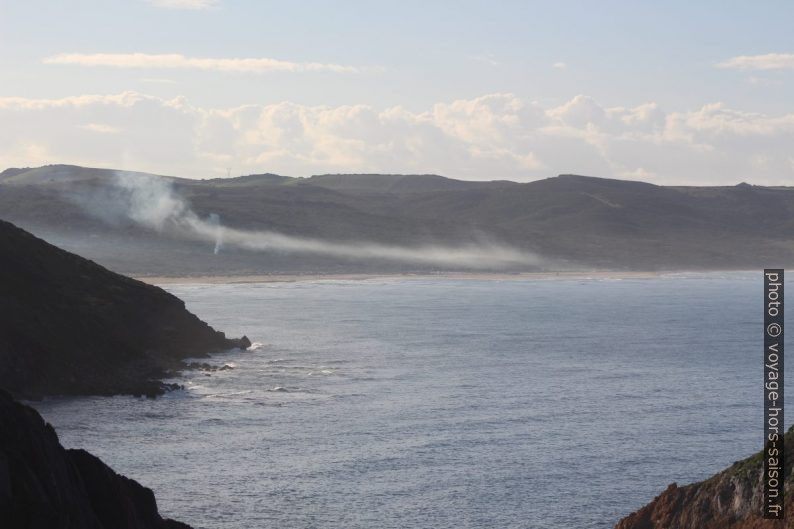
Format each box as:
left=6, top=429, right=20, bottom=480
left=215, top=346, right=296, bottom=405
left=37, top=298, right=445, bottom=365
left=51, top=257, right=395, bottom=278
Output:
left=1, top=0, right=793, bottom=184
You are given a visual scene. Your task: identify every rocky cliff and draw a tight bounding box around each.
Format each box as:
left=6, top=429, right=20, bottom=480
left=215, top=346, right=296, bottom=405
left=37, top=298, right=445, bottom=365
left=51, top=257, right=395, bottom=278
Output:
left=0, top=389, right=191, bottom=528
left=0, top=218, right=249, bottom=398
left=615, top=426, right=794, bottom=528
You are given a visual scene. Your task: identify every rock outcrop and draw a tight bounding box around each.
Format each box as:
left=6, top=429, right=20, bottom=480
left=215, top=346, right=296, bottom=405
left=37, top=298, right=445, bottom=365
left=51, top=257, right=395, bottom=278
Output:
left=615, top=426, right=794, bottom=528
left=0, top=219, right=250, bottom=398
left=0, top=389, right=191, bottom=529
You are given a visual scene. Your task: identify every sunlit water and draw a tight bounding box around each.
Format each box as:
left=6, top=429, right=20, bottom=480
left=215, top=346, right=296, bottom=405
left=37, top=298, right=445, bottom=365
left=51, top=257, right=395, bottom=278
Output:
left=34, top=274, right=790, bottom=529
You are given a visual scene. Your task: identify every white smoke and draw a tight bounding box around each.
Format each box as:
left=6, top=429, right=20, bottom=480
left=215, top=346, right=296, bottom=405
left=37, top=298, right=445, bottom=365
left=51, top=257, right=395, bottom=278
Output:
left=72, top=171, right=547, bottom=270
left=207, top=212, right=223, bottom=255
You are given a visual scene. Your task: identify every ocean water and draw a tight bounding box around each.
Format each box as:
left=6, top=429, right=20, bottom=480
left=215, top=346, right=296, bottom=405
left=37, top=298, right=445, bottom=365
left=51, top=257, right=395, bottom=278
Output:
left=34, top=274, right=789, bottom=529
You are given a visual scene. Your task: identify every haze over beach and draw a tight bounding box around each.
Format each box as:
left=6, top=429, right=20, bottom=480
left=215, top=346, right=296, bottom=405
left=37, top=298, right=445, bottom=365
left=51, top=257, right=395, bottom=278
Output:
left=1, top=2, right=793, bottom=529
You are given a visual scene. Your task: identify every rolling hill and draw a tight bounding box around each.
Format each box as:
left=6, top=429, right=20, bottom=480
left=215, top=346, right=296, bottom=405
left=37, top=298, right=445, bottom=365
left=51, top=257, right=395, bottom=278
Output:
left=1, top=164, right=793, bottom=275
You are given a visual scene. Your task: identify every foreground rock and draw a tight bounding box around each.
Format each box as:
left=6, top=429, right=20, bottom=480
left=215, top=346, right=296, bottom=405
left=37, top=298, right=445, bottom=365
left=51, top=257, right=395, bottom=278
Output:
left=0, top=219, right=250, bottom=398
left=0, top=389, right=191, bottom=529
left=615, top=426, right=793, bottom=528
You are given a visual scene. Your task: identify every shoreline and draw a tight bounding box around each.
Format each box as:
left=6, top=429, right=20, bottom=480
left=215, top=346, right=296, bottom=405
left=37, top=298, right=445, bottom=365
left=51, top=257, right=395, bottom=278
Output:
left=135, top=270, right=755, bottom=285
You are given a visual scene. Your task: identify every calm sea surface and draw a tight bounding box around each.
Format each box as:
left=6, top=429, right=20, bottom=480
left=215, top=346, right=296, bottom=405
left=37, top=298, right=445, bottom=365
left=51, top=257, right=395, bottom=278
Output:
left=34, top=274, right=790, bottom=529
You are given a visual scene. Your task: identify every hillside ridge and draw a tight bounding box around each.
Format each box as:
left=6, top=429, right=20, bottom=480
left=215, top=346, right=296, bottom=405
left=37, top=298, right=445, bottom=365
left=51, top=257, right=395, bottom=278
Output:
left=2, top=164, right=794, bottom=274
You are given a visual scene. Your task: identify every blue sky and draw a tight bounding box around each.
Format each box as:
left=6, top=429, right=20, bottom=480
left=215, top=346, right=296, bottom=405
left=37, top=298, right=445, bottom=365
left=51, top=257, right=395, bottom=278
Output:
left=1, top=1, right=793, bottom=183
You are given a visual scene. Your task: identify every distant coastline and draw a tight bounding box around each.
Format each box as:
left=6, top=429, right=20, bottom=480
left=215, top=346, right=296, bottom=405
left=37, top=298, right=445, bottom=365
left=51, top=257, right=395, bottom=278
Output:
left=136, top=270, right=756, bottom=285
left=6, top=165, right=794, bottom=275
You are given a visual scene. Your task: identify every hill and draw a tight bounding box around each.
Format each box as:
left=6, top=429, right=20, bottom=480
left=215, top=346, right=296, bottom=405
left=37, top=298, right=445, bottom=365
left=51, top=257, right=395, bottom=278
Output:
left=0, top=219, right=249, bottom=398
left=2, top=164, right=794, bottom=274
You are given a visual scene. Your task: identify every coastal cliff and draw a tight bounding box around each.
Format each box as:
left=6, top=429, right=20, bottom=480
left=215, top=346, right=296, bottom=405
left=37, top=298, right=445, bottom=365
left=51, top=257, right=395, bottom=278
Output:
left=0, top=218, right=249, bottom=398
left=615, top=426, right=794, bottom=528
left=0, top=389, right=191, bottom=528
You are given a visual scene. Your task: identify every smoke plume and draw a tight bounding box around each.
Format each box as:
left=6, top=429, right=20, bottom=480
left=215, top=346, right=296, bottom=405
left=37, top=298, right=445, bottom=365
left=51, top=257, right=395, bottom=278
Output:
left=69, top=172, right=546, bottom=270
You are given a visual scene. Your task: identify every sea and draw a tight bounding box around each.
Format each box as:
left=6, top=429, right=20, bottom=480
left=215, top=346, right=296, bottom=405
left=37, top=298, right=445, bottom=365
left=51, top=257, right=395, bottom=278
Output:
left=34, top=273, right=789, bottom=529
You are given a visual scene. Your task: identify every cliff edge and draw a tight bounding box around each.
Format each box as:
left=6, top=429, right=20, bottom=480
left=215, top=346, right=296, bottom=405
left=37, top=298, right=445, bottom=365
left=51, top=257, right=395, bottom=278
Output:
left=615, top=426, right=794, bottom=528
left=0, top=389, right=191, bottom=529
left=0, top=218, right=250, bottom=398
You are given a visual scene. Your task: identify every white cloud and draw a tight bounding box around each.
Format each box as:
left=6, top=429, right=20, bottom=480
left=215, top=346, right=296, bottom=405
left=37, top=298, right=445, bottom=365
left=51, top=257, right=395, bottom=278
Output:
left=139, top=77, right=178, bottom=84
left=43, top=53, right=359, bottom=74
left=146, top=0, right=219, bottom=10
left=0, top=92, right=148, bottom=110
left=546, top=94, right=606, bottom=127
left=716, top=53, right=794, bottom=71
left=553, top=62, right=567, bottom=69
left=77, top=123, right=120, bottom=134
left=470, top=53, right=500, bottom=66
left=1, top=91, right=794, bottom=185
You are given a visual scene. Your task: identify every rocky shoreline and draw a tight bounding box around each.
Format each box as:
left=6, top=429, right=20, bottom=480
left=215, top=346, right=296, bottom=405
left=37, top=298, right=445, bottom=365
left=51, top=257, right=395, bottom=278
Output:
left=0, top=219, right=253, bottom=527
left=615, top=426, right=793, bottom=528
left=0, top=389, right=192, bottom=529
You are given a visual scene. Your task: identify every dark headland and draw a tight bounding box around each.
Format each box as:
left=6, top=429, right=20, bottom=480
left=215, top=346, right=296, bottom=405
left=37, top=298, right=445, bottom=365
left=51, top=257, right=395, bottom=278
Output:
left=0, top=218, right=250, bottom=399
left=0, top=389, right=192, bottom=529
left=615, top=425, right=793, bottom=528
left=0, top=219, right=252, bottom=527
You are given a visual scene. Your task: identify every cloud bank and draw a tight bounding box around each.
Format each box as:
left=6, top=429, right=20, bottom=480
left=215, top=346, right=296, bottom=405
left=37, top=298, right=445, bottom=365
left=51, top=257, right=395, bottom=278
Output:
left=1, top=91, right=793, bottom=185
left=43, top=53, right=358, bottom=73
left=717, top=53, right=794, bottom=71
left=146, top=0, right=219, bottom=10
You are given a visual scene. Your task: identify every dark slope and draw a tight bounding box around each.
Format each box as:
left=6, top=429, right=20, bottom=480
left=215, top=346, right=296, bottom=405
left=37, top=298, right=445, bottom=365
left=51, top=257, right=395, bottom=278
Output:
left=0, top=389, right=192, bottom=529
left=615, top=426, right=793, bottom=529
left=3, top=165, right=794, bottom=273
left=396, top=174, right=794, bottom=269
left=0, top=219, right=249, bottom=398
left=305, top=173, right=513, bottom=194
